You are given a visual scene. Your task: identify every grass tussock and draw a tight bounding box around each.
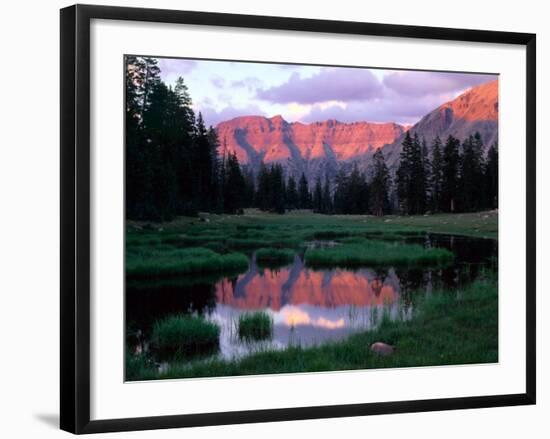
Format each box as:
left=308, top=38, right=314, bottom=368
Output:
left=129, top=276, right=497, bottom=380
left=238, top=311, right=274, bottom=341
left=126, top=247, right=248, bottom=278
left=255, top=248, right=295, bottom=266
left=151, top=314, right=220, bottom=359
left=305, top=239, right=453, bottom=268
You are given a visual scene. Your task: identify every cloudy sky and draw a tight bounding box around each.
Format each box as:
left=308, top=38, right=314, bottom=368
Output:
left=157, top=57, right=497, bottom=128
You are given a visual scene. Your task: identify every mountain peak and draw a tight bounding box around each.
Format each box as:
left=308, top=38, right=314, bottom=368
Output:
left=269, top=114, right=286, bottom=123
left=382, top=79, right=499, bottom=169
left=440, top=79, right=498, bottom=122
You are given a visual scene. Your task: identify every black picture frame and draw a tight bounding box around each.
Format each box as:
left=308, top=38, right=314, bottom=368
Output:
left=60, top=4, right=536, bottom=434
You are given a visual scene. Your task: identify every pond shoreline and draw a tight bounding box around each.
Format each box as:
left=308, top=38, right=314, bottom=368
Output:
left=127, top=276, right=498, bottom=381
left=126, top=210, right=498, bottom=380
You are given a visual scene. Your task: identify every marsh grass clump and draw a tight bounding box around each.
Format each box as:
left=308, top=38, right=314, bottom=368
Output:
left=126, top=247, right=248, bottom=278
left=151, top=315, right=220, bottom=359
left=227, top=235, right=302, bottom=250
left=126, top=350, right=157, bottom=381
left=238, top=311, right=273, bottom=341
left=305, top=239, right=454, bottom=268
left=137, top=276, right=497, bottom=380
left=255, top=248, right=295, bottom=267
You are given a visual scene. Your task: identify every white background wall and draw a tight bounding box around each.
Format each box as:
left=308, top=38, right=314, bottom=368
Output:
left=0, top=0, right=546, bottom=437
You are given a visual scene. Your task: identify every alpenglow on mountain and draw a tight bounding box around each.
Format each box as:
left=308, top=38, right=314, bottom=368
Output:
left=215, top=79, right=498, bottom=181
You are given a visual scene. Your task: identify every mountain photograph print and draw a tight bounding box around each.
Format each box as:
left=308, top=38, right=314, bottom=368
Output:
left=125, top=56, right=498, bottom=381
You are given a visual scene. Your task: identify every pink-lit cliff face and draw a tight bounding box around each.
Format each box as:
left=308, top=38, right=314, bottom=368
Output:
left=440, top=79, right=498, bottom=122
left=215, top=115, right=406, bottom=164
left=215, top=79, right=498, bottom=179
left=383, top=79, right=499, bottom=168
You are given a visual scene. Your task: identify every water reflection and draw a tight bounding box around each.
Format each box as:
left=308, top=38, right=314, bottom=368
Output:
left=216, top=256, right=398, bottom=310
left=126, top=234, right=497, bottom=361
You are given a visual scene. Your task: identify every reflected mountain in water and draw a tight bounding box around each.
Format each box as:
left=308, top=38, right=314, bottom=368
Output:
left=126, top=234, right=497, bottom=360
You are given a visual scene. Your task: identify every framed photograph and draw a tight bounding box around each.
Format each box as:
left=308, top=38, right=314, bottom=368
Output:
left=60, top=4, right=536, bottom=434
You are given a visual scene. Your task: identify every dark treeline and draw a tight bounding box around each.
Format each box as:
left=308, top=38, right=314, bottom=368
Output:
left=396, top=131, right=498, bottom=215
left=126, top=56, right=247, bottom=220
left=126, top=57, right=498, bottom=220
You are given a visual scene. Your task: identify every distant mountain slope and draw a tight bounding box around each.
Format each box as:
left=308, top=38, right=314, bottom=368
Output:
left=216, top=116, right=405, bottom=180
left=214, top=79, right=498, bottom=180
left=383, top=79, right=499, bottom=168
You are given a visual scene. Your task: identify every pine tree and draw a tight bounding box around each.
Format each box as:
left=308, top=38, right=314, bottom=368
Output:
left=484, top=143, right=498, bottom=209
left=421, top=138, right=432, bottom=211
left=286, top=175, right=299, bottom=210
left=430, top=136, right=444, bottom=212
left=410, top=133, right=427, bottom=214
left=396, top=131, right=413, bottom=214
left=459, top=134, right=484, bottom=211
left=441, top=135, right=461, bottom=213
left=224, top=152, right=246, bottom=214
left=256, top=162, right=271, bottom=211
left=369, top=149, right=390, bottom=216
left=313, top=177, right=323, bottom=213
left=193, top=113, right=214, bottom=211
left=298, top=173, right=310, bottom=209
left=332, top=168, right=348, bottom=213
left=270, top=164, right=286, bottom=214
left=242, top=166, right=256, bottom=208
left=140, top=78, right=180, bottom=220
left=207, top=127, right=221, bottom=211
left=396, top=132, right=426, bottom=214
left=321, top=175, right=332, bottom=214
left=348, top=165, right=369, bottom=214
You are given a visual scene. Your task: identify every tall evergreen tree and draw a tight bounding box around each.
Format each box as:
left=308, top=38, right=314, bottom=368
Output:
left=298, top=173, right=311, bottom=209
left=270, top=164, right=286, bottom=214
left=140, top=77, right=180, bottom=219
left=484, top=143, right=498, bottom=209
left=242, top=166, right=256, bottom=208
left=396, top=132, right=426, bottom=214
left=396, top=131, right=413, bottom=214
left=223, top=152, right=246, bottom=214
left=256, top=162, right=271, bottom=211
left=332, top=168, right=348, bottom=214
left=333, top=165, right=369, bottom=214
left=430, top=136, right=444, bottom=212
left=312, top=177, right=323, bottom=213
left=410, top=133, right=427, bottom=214
left=321, top=175, right=333, bottom=214
left=193, top=113, right=214, bottom=211
left=441, top=135, right=461, bottom=212
left=369, top=149, right=390, bottom=216
left=459, top=133, right=485, bottom=211
left=421, top=138, right=432, bottom=210
left=286, top=175, right=299, bottom=210
left=126, top=56, right=164, bottom=220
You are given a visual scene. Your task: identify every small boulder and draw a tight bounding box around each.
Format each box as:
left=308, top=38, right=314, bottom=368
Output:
left=370, top=342, right=395, bottom=356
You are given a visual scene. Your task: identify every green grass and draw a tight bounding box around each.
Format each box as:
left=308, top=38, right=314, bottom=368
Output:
left=226, top=236, right=302, bottom=250
left=128, top=276, right=497, bottom=380
left=150, top=315, right=221, bottom=359
left=305, top=239, right=454, bottom=268
left=125, top=209, right=498, bottom=380
left=238, top=311, right=274, bottom=341
left=128, top=209, right=497, bottom=239
left=255, top=248, right=295, bottom=266
left=126, top=210, right=497, bottom=266
left=126, top=247, right=248, bottom=278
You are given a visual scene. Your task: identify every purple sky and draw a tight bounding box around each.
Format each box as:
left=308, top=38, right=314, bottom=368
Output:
left=157, top=58, right=497, bottom=127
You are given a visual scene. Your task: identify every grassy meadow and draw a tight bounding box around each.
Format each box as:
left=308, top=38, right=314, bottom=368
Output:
left=127, top=276, right=497, bottom=380
left=125, top=209, right=498, bottom=380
